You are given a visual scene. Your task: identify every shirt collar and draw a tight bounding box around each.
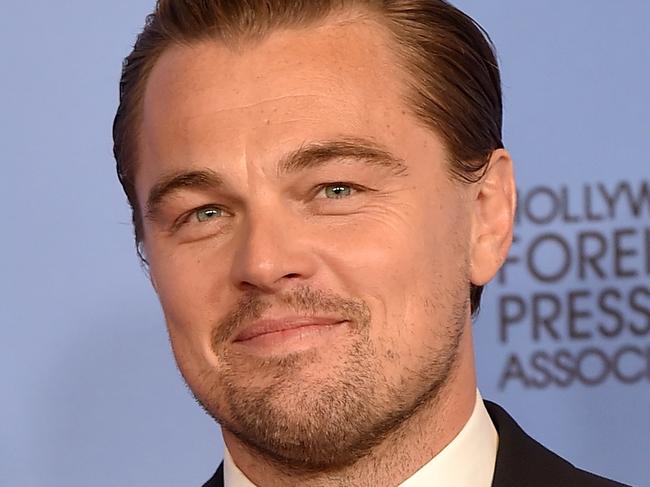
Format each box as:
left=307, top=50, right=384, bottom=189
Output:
left=224, top=447, right=256, bottom=487
left=224, top=389, right=498, bottom=487
left=398, top=389, right=498, bottom=487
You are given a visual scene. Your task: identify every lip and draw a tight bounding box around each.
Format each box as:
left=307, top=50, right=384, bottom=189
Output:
left=234, top=316, right=347, bottom=342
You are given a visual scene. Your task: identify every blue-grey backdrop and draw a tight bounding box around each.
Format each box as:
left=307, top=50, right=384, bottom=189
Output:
left=1, top=1, right=648, bottom=486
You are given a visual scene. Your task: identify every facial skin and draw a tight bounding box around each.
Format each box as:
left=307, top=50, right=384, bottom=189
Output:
left=137, top=13, right=515, bottom=487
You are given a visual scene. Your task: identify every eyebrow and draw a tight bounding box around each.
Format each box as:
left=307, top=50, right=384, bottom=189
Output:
left=145, top=136, right=409, bottom=220
left=145, top=169, right=224, bottom=221
left=278, top=136, right=409, bottom=177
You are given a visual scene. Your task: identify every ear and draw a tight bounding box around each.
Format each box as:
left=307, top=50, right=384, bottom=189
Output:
left=469, top=148, right=516, bottom=286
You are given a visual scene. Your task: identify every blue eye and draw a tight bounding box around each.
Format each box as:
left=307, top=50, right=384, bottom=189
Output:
left=324, top=184, right=353, bottom=199
left=195, top=207, right=223, bottom=222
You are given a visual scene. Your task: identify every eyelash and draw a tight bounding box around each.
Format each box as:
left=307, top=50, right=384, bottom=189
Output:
left=314, top=182, right=364, bottom=199
left=172, top=204, right=227, bottom=231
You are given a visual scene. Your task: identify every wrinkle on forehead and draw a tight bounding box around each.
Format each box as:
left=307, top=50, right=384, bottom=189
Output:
left=193, top=93, right=329, bottom=114
left=176, top=93, right=358, bottom=127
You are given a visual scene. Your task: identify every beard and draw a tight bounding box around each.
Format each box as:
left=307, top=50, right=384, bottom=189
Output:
left=186, top=285, right=465, bottom=473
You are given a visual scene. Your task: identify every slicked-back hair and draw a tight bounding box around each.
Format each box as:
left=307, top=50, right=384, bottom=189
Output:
left=113, top=0, right=504, bottom=316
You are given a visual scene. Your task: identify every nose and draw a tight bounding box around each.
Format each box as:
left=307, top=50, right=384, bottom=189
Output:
left=229, top=203, right=318, bottom=293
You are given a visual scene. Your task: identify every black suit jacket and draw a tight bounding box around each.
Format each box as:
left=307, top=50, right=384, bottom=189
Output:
left=203, top=400, right=630, bottom=486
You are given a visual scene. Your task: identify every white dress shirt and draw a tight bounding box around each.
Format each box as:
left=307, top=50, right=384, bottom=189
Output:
left=224, top=389, right=498, bottom=486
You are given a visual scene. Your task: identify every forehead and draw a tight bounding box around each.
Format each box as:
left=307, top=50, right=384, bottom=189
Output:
left=144, top=19, right=403, bottom=127
left=139, top=16, right=443, bottom=185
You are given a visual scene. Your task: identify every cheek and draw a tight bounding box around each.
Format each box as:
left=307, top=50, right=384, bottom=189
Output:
left=327, top=197, right=466, bottom=287
left=319, top=198, right=469, bottom=345
left=147, top=243, right=225, bottom=343
left=148, top=247, right=236, bottom=383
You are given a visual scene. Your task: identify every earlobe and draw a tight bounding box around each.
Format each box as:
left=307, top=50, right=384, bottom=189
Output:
left=469, top=149, right=516, bottom=286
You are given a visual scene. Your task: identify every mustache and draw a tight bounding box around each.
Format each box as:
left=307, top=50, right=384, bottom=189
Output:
left=211, top=286, right=371, bottom=346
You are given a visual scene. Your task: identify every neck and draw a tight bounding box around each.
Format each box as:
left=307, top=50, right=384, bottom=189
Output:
left=224, top=326, right=477, bottom=487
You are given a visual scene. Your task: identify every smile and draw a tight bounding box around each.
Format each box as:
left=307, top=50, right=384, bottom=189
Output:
left=233, top=317, right=349, bottom=355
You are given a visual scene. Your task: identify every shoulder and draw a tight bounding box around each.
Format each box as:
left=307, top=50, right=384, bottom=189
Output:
left=485, top=400, right=630, bottom=487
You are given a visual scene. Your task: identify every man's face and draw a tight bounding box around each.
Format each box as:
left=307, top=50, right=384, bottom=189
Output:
left=137, top=18, right=475, bottom=468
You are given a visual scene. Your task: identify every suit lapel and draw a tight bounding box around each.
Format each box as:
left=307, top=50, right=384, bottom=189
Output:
left=485, top=400, right=577, bottom=487
left=202, top=462, right=224, bottom=487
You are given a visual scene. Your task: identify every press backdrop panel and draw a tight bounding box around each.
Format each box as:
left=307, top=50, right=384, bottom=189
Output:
left=1, top=1, right=647, bottom=486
